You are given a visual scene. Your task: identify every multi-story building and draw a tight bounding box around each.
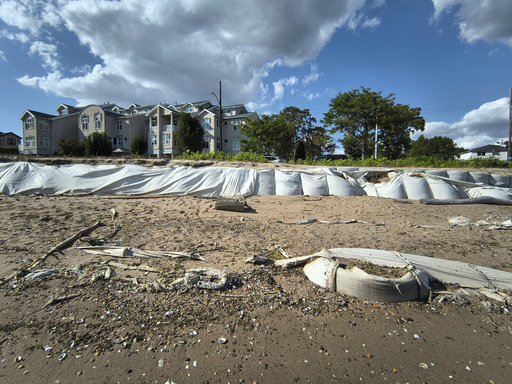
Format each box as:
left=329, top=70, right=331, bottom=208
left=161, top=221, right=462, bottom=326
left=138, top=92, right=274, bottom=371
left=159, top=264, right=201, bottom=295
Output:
left=21, top=100, right=258, bottom=157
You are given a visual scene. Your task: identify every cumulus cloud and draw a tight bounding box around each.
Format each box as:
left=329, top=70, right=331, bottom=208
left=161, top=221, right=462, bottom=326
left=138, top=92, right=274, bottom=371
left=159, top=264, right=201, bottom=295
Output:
left=413, top=98, right=509, bottom=149
left=0, top=0, right=381, bottom=108
left=272, top=77, right=298, bottom=102
left=431, top=0, right=512, bottom=47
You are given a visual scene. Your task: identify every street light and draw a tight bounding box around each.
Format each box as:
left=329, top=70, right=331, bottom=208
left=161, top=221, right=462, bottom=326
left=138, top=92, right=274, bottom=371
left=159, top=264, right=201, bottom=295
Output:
left=211, top=81, right=222, bottom=152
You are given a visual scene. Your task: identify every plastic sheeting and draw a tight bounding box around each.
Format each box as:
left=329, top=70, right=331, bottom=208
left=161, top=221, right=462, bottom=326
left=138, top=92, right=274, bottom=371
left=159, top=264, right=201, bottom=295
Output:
left=0, top=162, right=511, bottom=200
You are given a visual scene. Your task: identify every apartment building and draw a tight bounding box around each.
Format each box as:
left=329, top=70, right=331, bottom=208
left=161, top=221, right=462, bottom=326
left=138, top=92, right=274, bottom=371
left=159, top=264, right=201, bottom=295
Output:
left=21, top=100, right=258, bottom=156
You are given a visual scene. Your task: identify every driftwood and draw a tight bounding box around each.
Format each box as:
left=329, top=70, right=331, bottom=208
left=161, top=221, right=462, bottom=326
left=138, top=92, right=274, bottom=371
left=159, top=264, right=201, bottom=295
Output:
left=0, top=221, right=102, bottom=286
left=214, top=198, right=246, bottom=212
left=77, top=246, right=205, bottom=260
left=42, top=293, right=81, bottom=308
left=420, top=196, right=512, bottom=206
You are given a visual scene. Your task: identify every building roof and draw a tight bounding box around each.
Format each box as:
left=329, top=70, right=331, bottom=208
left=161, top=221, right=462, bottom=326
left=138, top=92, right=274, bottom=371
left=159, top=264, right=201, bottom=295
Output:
left=22, top=110, right=56, bottom=119
left=463, top=144, right=508, bottom=154
left=0, top=132, right=21, bottom=139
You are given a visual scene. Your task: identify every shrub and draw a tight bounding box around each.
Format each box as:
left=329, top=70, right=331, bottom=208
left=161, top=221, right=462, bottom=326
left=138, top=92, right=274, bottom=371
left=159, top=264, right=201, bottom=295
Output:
left=130, top=132, right=148, bottom=156
left=57, top=137, right=85, bottom=156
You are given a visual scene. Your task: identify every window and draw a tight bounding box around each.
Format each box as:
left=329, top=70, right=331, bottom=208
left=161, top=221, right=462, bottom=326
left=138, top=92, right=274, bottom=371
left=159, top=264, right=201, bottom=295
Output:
left=25, top=136, right=35, bottom=147
left=39, top=121, right=49, bottom=131
left=232, top=138, right=240, bottom=151
left=60, top=108, right=68, bottom=115
left=95, top=113, right=102, bottom=130
left=82, top=115, right=89, bottom=130
left=25, top=118, right=34, bottom=130
left=6, top=137, right=16, bottom=146
left=203, top=139, right=209, bottom=150
left=163, top=133, right=170, bottom=145
left=131, top=107, right=137, bottom=115
left=186, top=106, right=193, bottom=113
left=151, top=134, right=157, bottom=146
left=203, top=118, right=211, bottom=131
left=216, top=137, right=220, bottom=149
left=233, top=120, right=241, bottom=131
left=116, top=121, right=123, bottom=131
left=39, top=137, right=49, bottom=148
left=117, top=135, right=124, bottom=147
left=477, top=152, right=485, bottom=156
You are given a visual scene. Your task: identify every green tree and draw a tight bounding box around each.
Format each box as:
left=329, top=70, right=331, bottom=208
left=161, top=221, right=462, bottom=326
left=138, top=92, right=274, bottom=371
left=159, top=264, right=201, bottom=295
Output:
left=175, top=112, right=204, bottom=153
left=293, top=140, right=306, bottom=161
left=240, top=107, right=335, bottom=159
left=340, top=134, right=364, bottom=159
left=84, top=132, right=112, bottom=156
left=322, top=87, right=425, bottom=160
left=409, top=135, right=459, bottom=158
left=58, top=137, right=85, bottom=156
left=130, top=132, right=148, bottom=156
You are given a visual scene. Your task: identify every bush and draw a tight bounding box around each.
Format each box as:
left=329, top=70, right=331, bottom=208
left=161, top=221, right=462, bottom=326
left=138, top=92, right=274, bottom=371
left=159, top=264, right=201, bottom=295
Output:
left=130, top=132, right=148, bottom=156
left=57, top=137, right=85, bottom=156
left=0, top=146, right=19, bottom=155
left=84, top=132, right=112, bottom=157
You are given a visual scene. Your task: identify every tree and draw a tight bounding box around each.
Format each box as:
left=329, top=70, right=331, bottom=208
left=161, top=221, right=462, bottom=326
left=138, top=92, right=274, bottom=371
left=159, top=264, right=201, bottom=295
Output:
left=84, top=132, right=112, bottom=156
left=130, top=132, right=148, bottom=156
left=409, top=135, right=459, bottom=158
left=322, top=87, right=425, bottom=160
left=240, top=107, right=335, bottom=159
left=58, top=137, right=85, bottom=156
left=293, top=140, right=306, bottom=161
left=175, top=113, right=204, bottom=153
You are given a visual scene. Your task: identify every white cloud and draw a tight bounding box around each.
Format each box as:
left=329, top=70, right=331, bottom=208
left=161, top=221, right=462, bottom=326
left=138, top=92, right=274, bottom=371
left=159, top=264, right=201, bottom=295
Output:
left=0, top=0, right=382, bottom=108
left=431, top=0, right=512, bottom=47
left=361, top=17, right=381, bottom=29
left=29, top=41, right=60, bottom=71
left=0, top=50, right=6, bottom=62
left=272, top=76, right=298, bottom=102
left=302, top=63, right=320, bottom=86
left=413, top=98, right=509, bottom=149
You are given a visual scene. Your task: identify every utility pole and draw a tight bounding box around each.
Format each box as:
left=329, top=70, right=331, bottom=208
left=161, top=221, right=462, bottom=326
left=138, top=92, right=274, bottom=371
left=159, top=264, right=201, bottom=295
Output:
left=508, top=87, right=511, bottom=161
left=374, top=112, right=378, bottom=160
left=211, top=81, right=222, bottom=151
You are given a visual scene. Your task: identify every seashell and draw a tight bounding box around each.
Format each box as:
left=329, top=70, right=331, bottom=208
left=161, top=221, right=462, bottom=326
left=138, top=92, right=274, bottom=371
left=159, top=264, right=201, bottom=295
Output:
left=217, top=337, right=227, bottom=344
left=58, top=353, right=67, bottom=361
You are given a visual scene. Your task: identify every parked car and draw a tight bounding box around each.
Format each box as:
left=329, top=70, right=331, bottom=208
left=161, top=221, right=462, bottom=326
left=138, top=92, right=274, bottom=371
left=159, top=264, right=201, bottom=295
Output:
left=264, top=155, right=282, bottom=163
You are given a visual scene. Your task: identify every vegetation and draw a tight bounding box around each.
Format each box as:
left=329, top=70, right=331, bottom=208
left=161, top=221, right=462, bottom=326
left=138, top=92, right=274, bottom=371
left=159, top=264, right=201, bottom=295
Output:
left=175, top=113, right=204, bottom=153
left=322, top=87, right=425, bottom=160
left=130, top=132, right=148, bottom=156
left=58, top=137, right=85, bottom=156
left=0, top=147, right=19, bottom=155
left=240, top=107, right=335, bottom=160
left=84, top=132, right=112, bottom=156
left=409, top=135, right=460, bottom=158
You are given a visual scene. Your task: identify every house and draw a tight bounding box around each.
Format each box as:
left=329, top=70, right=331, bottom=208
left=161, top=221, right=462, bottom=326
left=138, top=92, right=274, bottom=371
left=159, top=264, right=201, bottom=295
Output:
left=21, top=100, right=258, bottom=156
left=0, top=131, right=22, bottom=150
left=458, top=144, right=509, bottom=161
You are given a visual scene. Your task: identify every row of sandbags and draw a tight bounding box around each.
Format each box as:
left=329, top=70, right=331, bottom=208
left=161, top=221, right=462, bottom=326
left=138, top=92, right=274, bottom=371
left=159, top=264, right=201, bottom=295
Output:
left=0, top=162, right=510, bottom=200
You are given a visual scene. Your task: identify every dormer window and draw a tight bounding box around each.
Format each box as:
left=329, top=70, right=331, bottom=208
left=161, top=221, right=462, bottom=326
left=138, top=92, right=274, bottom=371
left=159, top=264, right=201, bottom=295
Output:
left=186, top=106, right=193, bottom=113
left=60, top=108, right=68, bottom=115
left=131, top=107, right=137, bottom=115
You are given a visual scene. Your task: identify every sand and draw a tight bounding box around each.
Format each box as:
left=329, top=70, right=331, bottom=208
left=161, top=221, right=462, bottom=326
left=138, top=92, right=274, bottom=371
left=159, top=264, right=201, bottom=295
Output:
left=1, top=162, right=512, bottom=383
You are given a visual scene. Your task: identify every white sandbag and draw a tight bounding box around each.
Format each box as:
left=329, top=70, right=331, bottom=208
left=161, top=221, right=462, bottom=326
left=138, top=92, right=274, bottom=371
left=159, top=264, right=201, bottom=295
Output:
left=300, top=172, right=328, bottom=196
left=326, top=174, right=357, bottom=196
left=425, top=177, right=460, bottom=200
left=446, top=170, right=469, bottom=182
left=425, top=170, right=448, bottom=177
left=468, top=172, right=490, bottom=185
left=489, top=174, right=511, bottom=188
left=255, top=169, right=275, bottom=195
left=401, top=175, right=433, bottom=200
left=372, top=176, right=407, bottom=199
left=275, top=170, right=302, bottom=196
left=335, top=267, right=426, bottom=303
left=466, top=187, right=512, bottom=201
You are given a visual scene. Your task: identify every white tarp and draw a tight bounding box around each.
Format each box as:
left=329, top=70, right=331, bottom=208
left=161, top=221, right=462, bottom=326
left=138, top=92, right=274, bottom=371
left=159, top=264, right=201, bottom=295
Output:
left=0, top=162, right=511, bottom=201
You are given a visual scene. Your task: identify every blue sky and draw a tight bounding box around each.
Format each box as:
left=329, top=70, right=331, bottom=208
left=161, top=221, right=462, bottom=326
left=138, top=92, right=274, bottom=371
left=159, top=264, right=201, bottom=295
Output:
left=1, top=0, right=511, bottom=152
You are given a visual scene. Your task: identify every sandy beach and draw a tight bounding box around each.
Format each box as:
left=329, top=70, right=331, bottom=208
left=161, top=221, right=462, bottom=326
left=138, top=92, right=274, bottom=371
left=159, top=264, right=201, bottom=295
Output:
left=1, top=162, right=512, bottom=383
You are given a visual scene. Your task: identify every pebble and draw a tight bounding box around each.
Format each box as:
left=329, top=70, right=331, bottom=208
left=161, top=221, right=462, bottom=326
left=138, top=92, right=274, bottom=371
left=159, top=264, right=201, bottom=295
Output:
left=158, top=359, right=165, bottom=368
left=419, top=363, right=428, bottom=369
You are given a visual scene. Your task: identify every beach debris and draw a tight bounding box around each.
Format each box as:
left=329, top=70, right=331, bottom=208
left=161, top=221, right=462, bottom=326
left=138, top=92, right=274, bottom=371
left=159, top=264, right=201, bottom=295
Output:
left=245, top=255, right=271, bottom=264
left=24, top=269, right=58, bottom=281
left=43, top=293, right=81, bottom=308
left=448, top=216, right=472, bottom=229
left=420, top=196, right=512, bottom=206
left=214, top=198, right=246, bottom=212
left=0, top=220, right=103, bottom=287
left=217, top=337, right=227, bottom=344
left=281, top=218, right=385, bottom=226
left=77, top=246, right=205, bottom=260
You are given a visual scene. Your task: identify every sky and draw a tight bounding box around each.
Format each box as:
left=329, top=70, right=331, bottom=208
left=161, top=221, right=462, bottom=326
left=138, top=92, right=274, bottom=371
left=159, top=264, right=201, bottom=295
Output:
left=0, top=0, right=511, bottom=153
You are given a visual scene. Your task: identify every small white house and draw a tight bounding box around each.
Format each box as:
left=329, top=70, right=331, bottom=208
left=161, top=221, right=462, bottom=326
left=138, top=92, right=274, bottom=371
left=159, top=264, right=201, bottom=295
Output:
left=458, top=144, right=509, bottom=161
